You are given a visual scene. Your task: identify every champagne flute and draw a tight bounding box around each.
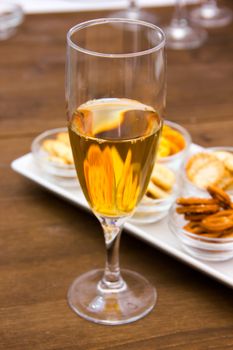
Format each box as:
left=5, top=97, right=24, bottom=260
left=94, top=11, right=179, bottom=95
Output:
left=66, top=18, right=165, bottom=325
left=190, top=0, right=232, bottom=28
left=164, top=0, right=207, bottom=49
left=109, top=0, right=158, bottom=23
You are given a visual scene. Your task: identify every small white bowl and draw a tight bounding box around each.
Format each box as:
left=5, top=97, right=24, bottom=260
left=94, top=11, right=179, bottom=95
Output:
left=31, top=128, right=79, bottom=187
left=0, top=2, right=24, bottom=40
left=157, top=120, right=192, bottom=172
left=168, top=205, right=233, bottom=261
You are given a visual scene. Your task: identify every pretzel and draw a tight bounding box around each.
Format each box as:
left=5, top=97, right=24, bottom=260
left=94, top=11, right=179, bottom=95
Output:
left=176, top=204, right=219, bottom=215
left=176, top=197, right=217, bottom=206
left=207, top=185, right=232, bottom=209
left=201, top=216, right=233, bottom=232
left=183, top=222, right=204, bottom=234
left=183, top=223, right=220, bottom=239
left=201, top=210, right=233, bottom=232
left=222, top=230, right=233, bottom=238
left=184, top=222, right=229, bottom=238
left=211, top=209, right=233, bottom=218
left=195, top=232, right=223, bottom=238
left=184, top=213, right=208, bottom=222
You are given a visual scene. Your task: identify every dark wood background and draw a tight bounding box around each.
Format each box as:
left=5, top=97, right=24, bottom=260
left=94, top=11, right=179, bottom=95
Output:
left=0, top=2, right=233, bottom=349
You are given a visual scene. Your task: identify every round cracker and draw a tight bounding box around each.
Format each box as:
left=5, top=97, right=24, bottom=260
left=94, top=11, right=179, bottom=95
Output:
left=186, top=153, right=216, bottom=180
left=214, top=151, right=231, bottom=162
left=192, top=160, right=225, bottom=189
left=216, top=169, right=233, bottom=190
left=214, top=150, right=233, bottom=172
left=151, top=163, right=175, bottom=191
left=225, top=155, right=233, bottom=172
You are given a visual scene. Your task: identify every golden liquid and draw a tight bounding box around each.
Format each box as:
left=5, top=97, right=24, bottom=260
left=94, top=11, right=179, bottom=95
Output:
left=68, top=98, right=162, bottom=217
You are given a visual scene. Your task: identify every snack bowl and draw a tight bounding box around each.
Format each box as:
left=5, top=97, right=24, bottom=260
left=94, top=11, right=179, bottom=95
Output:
left=182, top=146, right=233, bottom=197
left=168, top=204, right=233, bottom=261
left=157, top=120, right=192, bottom=172
left=130, top=183, right=180, bottom=225
left=32, top=128, right=78, bottom=187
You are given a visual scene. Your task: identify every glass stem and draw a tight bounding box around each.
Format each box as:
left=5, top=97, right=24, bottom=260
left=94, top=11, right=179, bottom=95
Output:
left=99, top=217, right=126, bottom=291
left=200, top=0, right=218, bottom=15
left=129, top=0, right=138, bottom=11
left=171, top=0, right=189, bottom=27
left=203, top=0, right=217, bottom=8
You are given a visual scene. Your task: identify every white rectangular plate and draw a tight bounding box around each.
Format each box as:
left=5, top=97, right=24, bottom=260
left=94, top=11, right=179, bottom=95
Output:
left=11, top=153, right=233, bottom=289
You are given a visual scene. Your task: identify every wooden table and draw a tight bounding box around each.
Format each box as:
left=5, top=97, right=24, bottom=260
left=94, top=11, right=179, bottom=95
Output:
left=1, top=3, right=233, bottom=349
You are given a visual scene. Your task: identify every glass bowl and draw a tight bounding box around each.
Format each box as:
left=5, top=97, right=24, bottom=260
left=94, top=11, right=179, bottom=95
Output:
left=168, top=205, right=233, bottom=261
left=130, top=183, right=180, bottom=225
left=0, top=2, right=24, bottom=40
left=157, top=120, right=192, bottom=173
left=31, top=128, right=78, bottom=187
left=182, top=146, right=233, bottom=197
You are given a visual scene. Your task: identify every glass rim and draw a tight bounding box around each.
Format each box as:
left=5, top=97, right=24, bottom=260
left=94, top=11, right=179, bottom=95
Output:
left=67, top=18, right=166, bottom=58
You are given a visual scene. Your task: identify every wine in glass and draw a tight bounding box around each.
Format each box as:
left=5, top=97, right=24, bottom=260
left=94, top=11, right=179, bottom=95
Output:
left=66, top=18, right=166, bottom=325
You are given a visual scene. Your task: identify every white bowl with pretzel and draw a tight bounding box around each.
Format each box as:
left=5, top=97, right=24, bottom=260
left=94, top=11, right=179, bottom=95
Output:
left=169, top=185, right=233, bottom=261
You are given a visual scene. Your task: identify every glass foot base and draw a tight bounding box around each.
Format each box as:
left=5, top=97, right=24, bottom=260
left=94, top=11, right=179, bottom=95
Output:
left=67, top=269, right=157, bottom=325
left=190, top=6, right=232, bottom=28
left=164, top=24, right=207, bottom=49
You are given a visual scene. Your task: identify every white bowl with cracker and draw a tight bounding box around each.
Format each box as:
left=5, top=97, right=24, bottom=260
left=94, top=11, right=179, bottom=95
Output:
left=32, top=128, right=78, bottom=186
left=130, top=162, right=179, bottom=224
left=182, top=146, right=233, bottom=197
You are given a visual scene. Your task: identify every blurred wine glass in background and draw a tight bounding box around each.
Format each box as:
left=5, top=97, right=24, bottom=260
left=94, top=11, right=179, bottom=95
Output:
left=190, top=0, right=232, bottom=27
left=0, top=1, right=24, bottom=40
left=164, top=0, right=207, bottom=49
left=109, top=0, right=158, bottom=24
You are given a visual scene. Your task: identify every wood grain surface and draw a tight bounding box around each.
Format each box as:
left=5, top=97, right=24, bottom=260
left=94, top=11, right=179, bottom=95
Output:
left=0, top=3, right=233, bottom=350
